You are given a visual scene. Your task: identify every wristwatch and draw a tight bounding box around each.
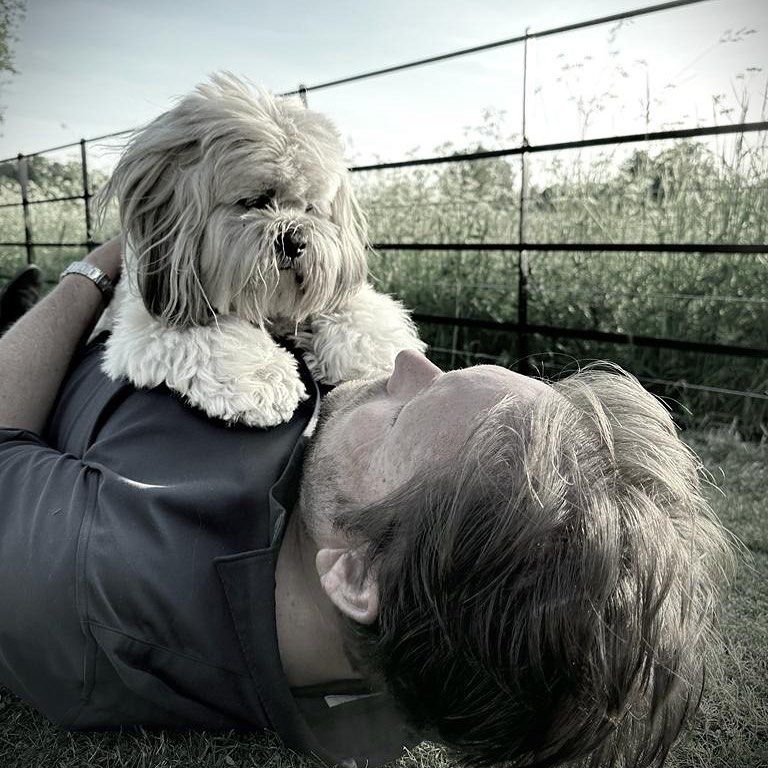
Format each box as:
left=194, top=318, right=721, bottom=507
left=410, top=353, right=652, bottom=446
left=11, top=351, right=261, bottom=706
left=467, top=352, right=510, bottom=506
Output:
left=60, top=261, right=115, bottom=300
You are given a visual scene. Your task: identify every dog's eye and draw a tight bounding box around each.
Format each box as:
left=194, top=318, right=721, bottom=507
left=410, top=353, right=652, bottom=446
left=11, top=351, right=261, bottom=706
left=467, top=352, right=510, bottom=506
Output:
left=238, top=189, right=275, bottom=210
left=305, top=204, right=315, bottom=213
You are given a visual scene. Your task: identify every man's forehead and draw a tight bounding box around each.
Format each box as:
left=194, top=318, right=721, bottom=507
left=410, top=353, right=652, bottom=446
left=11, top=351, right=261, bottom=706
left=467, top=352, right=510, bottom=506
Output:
left=440, top=364, right=546, bottom=401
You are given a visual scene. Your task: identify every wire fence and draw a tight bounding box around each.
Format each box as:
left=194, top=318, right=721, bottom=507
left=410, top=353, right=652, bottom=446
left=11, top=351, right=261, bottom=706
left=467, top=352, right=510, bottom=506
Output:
left=0, top=0, right=766, bottom=429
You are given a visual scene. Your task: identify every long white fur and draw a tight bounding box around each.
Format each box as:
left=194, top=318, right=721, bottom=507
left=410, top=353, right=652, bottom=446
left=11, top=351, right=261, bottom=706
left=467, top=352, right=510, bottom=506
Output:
left=100, top=73, right=425, bottom=427
left=294, top=284, right=425, bottom=385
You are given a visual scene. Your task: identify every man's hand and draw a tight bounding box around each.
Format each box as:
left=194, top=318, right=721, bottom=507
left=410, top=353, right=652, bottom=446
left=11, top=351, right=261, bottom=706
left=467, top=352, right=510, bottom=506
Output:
left=85, top=236, right=123, bottom=283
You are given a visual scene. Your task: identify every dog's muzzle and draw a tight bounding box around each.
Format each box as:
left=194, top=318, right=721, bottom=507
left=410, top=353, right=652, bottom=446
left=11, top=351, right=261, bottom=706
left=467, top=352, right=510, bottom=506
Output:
left=275, top=232, right=306, bottom=269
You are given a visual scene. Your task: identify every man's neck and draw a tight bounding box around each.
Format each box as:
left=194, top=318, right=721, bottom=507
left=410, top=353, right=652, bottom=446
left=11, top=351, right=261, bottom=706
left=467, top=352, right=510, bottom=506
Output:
left=275, top=508, right=361, bottom=688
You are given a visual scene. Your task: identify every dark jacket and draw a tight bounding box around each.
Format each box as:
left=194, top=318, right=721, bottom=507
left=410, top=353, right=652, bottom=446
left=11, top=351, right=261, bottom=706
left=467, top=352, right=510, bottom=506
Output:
left=0, top=337, right=413, bottom=767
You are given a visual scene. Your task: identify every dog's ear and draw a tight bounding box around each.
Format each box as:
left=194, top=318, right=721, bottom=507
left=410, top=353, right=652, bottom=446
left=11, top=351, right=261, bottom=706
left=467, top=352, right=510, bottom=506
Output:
left=330, top=174, right=370, bottom=298
left=98, top=117, right=211, bottom=327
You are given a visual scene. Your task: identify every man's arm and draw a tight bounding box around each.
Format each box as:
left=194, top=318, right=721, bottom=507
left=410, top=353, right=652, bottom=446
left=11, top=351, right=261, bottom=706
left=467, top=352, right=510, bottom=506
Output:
left=0, top=238, right=122, bottom=434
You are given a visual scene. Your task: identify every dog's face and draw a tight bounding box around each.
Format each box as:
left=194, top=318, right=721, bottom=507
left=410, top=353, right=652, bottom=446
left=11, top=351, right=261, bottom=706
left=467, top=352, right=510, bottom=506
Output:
left=102, top=73, right=369, bottom=327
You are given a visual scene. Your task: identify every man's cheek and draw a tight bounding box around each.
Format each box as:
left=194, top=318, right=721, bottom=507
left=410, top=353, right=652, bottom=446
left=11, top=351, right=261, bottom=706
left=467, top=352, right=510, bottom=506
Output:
left=342, top=417, right=384, bottom=474
left=384, top=431, right=423, bottom=482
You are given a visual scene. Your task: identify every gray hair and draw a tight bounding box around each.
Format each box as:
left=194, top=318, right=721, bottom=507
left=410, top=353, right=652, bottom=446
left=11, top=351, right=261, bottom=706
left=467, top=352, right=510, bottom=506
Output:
left=335, top=362, right=736, bottom=767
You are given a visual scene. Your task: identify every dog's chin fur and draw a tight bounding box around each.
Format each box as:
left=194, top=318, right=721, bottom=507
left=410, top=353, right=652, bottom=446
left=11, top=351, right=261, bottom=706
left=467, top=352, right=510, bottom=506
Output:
left=99, top=73, right=425, bottom=427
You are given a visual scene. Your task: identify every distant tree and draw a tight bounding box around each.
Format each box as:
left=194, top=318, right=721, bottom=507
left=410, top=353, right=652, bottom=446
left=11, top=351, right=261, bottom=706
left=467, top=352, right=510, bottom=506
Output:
left=0, top=0, right=24, bottom=124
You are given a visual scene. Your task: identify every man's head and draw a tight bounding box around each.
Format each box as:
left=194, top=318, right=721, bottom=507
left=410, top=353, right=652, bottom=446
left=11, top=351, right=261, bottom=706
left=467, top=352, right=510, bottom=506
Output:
left=299, top=350, right=735, bottom=767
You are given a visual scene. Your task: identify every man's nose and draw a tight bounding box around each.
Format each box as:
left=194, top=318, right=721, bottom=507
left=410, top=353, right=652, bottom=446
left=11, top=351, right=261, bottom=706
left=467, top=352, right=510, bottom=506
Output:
left=387, top=349, right=442, bottom=398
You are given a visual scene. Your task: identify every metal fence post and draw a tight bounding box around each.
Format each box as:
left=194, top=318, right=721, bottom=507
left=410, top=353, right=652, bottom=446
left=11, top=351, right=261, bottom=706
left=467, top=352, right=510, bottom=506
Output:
left=516, top=30, right=531, bottom=374
left=17, top=153, right=34, bottom=264
left=80, top=138, right=94, bottom=251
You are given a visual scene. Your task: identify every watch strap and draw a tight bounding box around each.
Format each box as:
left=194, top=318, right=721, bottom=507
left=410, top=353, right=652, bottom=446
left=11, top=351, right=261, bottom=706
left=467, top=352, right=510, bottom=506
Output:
left=60, top=261, right=115, bottom=300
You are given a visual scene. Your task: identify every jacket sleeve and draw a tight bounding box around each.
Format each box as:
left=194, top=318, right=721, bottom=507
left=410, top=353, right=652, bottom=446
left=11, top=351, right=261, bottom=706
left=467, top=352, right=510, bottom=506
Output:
left=0, top=427, right=100, bottom=726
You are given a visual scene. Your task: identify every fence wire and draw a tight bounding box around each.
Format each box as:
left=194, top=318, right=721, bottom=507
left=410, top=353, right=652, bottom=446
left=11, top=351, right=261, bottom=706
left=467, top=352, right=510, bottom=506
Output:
left=0, top=0, right=766, bottom=416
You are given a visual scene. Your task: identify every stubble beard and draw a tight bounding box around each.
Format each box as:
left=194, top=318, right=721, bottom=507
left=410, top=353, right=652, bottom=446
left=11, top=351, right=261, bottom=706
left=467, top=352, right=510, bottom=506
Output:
left=297, top=376, right=389, bottom=541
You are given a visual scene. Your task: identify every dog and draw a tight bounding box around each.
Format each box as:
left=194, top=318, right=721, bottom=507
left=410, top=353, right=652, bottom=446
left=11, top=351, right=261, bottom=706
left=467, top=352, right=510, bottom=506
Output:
left=98, top=73, right=425, bottom=427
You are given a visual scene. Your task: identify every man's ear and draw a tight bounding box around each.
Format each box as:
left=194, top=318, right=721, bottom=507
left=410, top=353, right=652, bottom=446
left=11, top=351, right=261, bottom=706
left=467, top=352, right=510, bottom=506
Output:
left=316, top=548, right=379, bottom=625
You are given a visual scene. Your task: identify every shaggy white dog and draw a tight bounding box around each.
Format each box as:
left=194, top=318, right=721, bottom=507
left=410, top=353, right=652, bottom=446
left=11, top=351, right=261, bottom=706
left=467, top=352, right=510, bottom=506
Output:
left=99, top=73, right=425, bottom=426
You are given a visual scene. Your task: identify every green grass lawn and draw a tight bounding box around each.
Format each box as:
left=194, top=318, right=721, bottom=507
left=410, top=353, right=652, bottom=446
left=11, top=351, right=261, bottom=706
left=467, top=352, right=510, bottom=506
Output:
left=1, top=430, right=766, bottom=768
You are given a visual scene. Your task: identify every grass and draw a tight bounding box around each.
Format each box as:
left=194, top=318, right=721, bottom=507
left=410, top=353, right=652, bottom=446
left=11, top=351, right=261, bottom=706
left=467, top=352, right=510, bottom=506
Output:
left=358, top=131, right=768, bottom=435
left=1, top=428, right=766, bottom=768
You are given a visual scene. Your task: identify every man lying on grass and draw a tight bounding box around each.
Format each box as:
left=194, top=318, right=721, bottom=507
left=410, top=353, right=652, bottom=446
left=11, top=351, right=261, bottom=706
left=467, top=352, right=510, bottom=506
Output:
left=0, top=239, right=734, bottom=768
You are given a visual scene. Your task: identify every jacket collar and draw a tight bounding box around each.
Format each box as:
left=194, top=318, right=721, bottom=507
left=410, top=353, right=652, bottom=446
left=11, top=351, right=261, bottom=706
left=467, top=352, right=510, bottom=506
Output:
left=212, top=355, right=333, bottom=761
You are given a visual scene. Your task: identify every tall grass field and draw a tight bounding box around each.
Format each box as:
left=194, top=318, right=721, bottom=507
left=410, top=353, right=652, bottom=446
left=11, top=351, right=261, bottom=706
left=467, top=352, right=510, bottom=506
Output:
left=1, top=108, right=766, bottom=435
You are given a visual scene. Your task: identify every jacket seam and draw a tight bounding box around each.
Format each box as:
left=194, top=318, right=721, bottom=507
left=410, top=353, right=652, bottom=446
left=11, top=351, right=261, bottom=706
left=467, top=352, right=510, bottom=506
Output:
left=65, top=467, right=101, bottom=727
left=85, top=620, right=253, bottom=679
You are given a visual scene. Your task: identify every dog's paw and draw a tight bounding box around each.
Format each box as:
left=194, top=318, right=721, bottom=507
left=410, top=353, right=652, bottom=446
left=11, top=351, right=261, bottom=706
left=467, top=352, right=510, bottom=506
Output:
left=183, top=324, right=309, bottom=427
left=105, top=299, right=308, bottom=427
left=298, top=284, right=426, bottom=385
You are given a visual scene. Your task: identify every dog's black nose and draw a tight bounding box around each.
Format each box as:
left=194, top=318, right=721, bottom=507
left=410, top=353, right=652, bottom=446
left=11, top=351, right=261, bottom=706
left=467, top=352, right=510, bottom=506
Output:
left=276, top=232, right=306, bottom=266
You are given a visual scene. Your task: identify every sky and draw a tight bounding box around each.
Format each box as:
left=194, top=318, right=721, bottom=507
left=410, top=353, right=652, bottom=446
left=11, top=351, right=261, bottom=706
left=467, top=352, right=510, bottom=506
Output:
left=0, top=0, right=765, bottom=170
